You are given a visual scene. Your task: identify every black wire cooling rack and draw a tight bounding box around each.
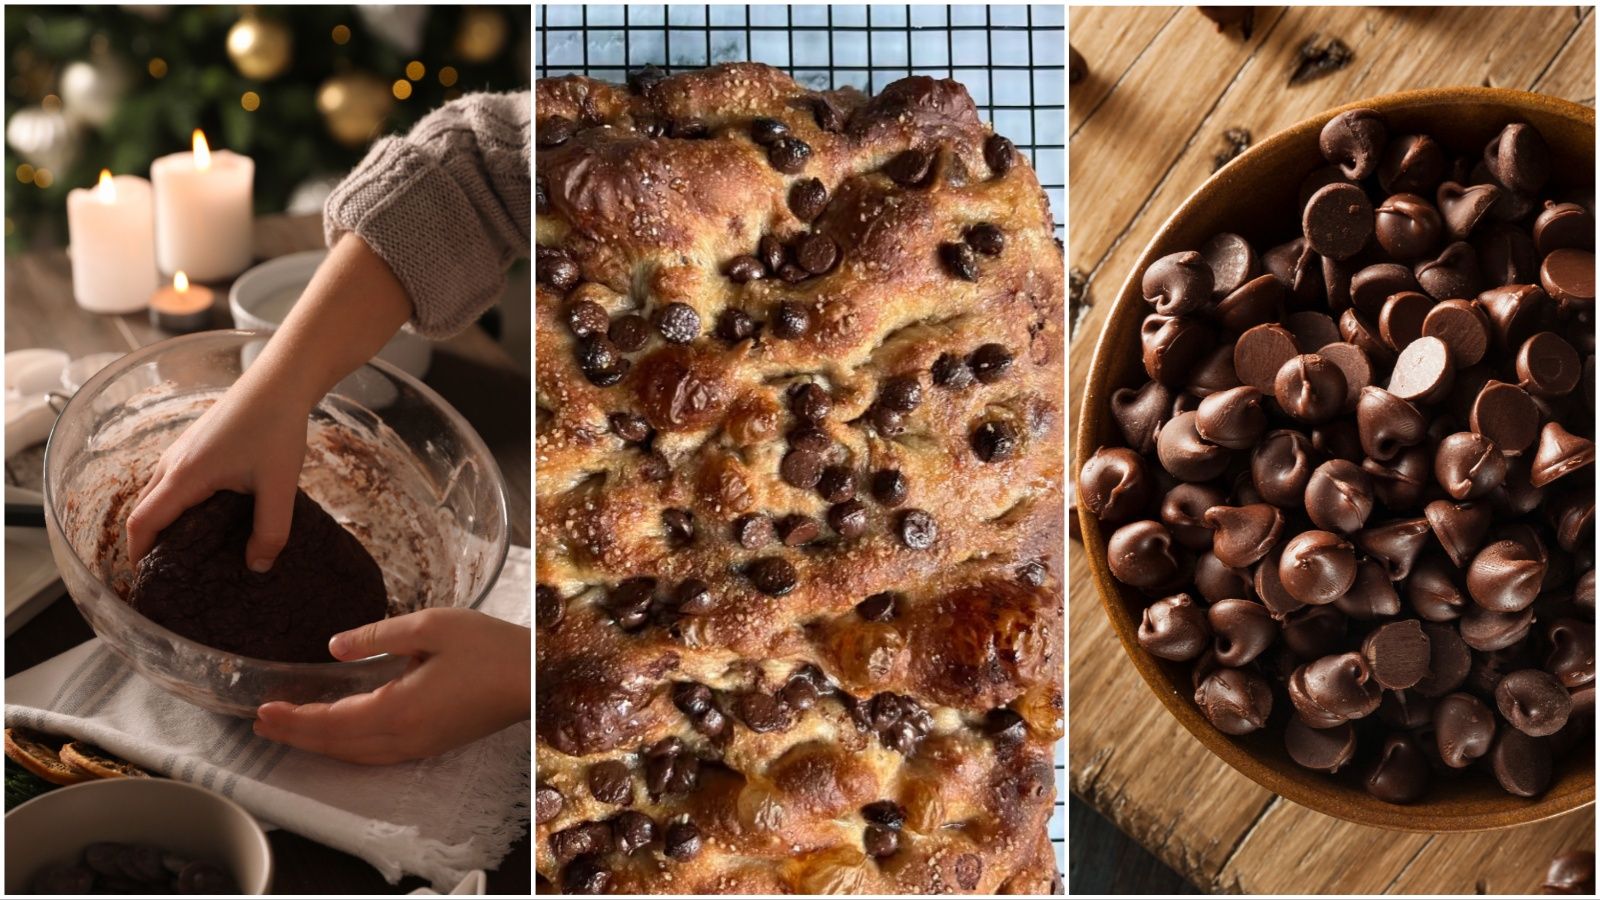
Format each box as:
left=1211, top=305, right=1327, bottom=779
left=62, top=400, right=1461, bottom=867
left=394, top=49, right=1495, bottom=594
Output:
left=534, top=4, right=1065, bottom=241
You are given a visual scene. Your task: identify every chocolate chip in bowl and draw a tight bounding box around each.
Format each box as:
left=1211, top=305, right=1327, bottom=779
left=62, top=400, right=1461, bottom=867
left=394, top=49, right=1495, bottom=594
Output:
left=1077, top=88, right=1594, bottom=831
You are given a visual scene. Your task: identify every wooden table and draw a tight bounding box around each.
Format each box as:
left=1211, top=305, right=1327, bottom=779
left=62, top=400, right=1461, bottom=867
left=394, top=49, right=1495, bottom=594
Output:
left=1068, top=6, right=1595, bottom=894
left=3, top=213, right=532, bottom=894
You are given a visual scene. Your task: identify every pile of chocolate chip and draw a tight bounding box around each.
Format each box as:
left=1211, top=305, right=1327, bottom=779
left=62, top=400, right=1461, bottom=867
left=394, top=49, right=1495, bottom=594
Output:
left=30, top=842, right=237, bottom=894
left=1081, top=110, right=1595, bottom=802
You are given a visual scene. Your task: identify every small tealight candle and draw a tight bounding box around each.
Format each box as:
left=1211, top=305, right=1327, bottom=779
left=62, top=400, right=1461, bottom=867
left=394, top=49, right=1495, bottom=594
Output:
left=66, top=169, right=159, bottom=313
left=151, top=129, right=254, bottom=280
left=149, top=271, right=215, bottom=333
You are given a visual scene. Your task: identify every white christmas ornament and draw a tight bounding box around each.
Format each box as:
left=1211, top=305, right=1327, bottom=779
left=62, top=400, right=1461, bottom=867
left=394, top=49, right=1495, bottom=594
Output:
left=60, top=58, right=129, bottom=128
left=357, top=5, right=428, bottom=55
left=5, top=106, right=79, bottom=172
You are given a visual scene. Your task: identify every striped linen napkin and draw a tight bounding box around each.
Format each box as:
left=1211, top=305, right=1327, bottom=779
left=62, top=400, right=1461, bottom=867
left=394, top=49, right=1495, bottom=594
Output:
left=5, top=546, right=532, bottom=891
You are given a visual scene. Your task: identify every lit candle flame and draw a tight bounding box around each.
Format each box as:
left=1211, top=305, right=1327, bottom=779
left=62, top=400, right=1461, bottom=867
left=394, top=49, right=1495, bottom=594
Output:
left=192, top=129, right=211, bottom=170
left=95, top=169, right=115, bottom=203
left=174, top=271, right=189, bottom=292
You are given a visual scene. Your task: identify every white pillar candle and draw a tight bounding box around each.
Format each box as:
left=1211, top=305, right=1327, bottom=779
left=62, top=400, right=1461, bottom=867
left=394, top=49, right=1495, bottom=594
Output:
left=151, top=129, right=255, bottom=281
left=66, top=170, right=159, bottom=314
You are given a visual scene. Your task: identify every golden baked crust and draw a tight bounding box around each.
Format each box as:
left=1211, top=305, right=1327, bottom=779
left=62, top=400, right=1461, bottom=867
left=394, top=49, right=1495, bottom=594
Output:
left=535, top=63, right=1063, bottom=895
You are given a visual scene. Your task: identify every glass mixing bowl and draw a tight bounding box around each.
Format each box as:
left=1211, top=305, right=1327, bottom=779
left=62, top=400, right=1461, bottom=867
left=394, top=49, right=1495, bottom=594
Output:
left=43, top=330, right=509, bottom=717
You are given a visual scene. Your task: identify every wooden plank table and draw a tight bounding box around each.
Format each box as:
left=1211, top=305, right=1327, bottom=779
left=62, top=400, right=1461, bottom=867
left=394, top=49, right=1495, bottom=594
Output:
left=1067, top=6, right=1596, bottom=894
left=3, top=213, right=532, bottom=894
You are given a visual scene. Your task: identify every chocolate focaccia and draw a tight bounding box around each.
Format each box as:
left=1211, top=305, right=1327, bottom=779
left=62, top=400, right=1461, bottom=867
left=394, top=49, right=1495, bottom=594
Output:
left=535, top=63, right=1064, bottom=895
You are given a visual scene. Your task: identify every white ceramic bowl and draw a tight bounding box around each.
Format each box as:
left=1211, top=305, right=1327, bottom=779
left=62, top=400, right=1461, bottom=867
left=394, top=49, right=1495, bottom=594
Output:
left=5, top=778, right=273, bottom=893
left=229, top=249, right=433, bottom=378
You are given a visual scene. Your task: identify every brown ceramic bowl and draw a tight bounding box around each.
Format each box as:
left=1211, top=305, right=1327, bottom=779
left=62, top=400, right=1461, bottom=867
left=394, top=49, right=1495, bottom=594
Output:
left=1077, top=87, right=1595, bottom=831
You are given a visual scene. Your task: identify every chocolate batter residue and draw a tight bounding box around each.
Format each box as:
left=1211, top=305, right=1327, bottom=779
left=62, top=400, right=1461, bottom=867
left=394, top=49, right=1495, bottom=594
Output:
left=128, top=490, right=388, bottom=663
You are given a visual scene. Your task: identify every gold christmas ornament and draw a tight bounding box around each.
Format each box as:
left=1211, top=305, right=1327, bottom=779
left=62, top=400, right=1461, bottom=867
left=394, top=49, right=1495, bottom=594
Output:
left=227, top=15, right=293, bottom=80
left=316, top=72, right=394, bottom=147
left=454, top=7, right=508, bottom=63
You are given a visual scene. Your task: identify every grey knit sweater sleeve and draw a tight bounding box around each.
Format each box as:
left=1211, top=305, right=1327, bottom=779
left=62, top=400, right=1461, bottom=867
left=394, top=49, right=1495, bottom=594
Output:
left=323, top=90, right=531, bottom=339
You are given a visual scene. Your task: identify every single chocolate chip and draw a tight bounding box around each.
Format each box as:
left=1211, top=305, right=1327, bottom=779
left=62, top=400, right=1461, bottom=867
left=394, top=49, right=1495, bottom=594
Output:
left=1484, top=122, right=1550, bottom=193
left=608, top=314, right=649, bottom=352
left=747, top=557, right=798, bottom=596
left=777, top=514, right=821, bottom=547
left=566, top=300, right=610, bottom=338
left=1208, top=598, right=1277, bottom=667
left=1234, top=323, right=1301, bottom=395
left=795, top=232, right=839, bottom=275
left=984, top=134, right=1016, bottom=176
left=1319, top=108, right=1387, bottom=179
left=733, top=513, right=776, bottom=549
left=611, top=810, right=655, bottom=855
left=1142, top=251, right=1214, bottom=316
left=767, top=137, right=812, bottom=173
left=1274, top=353, right=1347, bottom=424
left=1107, top=520, right=1182, bottom=591
left=1435, top=692, right=1497, bottom=768
left=1420, top=299, right=1490, bottom=368
left=885, top=148, right=934, bottom=186
left=536, top=784, right=564, bottom=823
left=941, top=241, right=979, bottom=281
left=735, top=692, right=794, bottom=732
left=897, top=509, right=938, bottom=550
left=1078, top=446, right=1155, bottom=523
left=871, top=469, right=909, bottom=506
left=627, top=64, right=666, bottom=94
left=588, top=760, right=634, bottom=806
left=789, top=178, right=829, bottom=221
left=672, top=578, right=715, bottom=616
left=1279, top=530, right=1358, bottom=606
left=1303, top=182, right=1374, bottom=260
left=1379, top=133, right=1446, bottom=195
left=1285, top=718, right=1358, bottom=773
left=868, top=404, right=906, bottom=436
left=932, top=352, right=975, bottom=389
left=1516, top=332, right=1581, bottom=397
left=750, top=117, right=790, bottom=146
left=972, top=420, right=1020, bottom=462
left=716, top=308, right=757, bottom=343
left=560, top=857, right=611, bottom=895
left=662, top=508, right=695, bottom=545
left=1194, top=667, right=1274, bottom=735
left=816, top=465, right=856, bottom=503
left=965, top=222, right=1005, bottom=256
left=538, top=115, right=578, bottom=149
left=726, top=255, right=766, bottom=284
left=1375, top=193, right=1443, bottom=261
left=771, top=301, right=811, bottom=339
left=643, top=737, right=702, bottom=796
left=1138, top=594, right=1210, bottom=661
left=536, top=584, right=564, bottom=628
left=789, top=382, right=833, bottom=423
left=969, top=343, right=1015, bottom=384
left=863, top=824, right=899, bottom=858
left=1435, top=431, right=1508, bottom=500
left=663, top=820, right=703, bottom=861
left=655, top=303, right=700, bottom=344
left=879, top=374, right=924, bottom=412
left=1531, top=421, right=1595, bottom=487
left=1469, top=380, right=1540, bottom=454
left=1199, top=232, right=1258, bottom=298
left=856, top=591, right=898, bottom=621
left=1541, top=248, right=1595, bottom=313
left=1414, top=241, right=1483, bottom=301
left=551, top=821, right=613, bottom=863
left=780, top=449, right=825, bottom=489
left=829, top=495, right=867, bottom=537
left=1388, top=335, right=1455, bottom=403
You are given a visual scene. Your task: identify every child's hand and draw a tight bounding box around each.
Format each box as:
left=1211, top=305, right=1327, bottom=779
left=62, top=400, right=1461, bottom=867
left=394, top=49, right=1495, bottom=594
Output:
left=125, top=383, right=310, bottom=571
left=252, top=608, right=532, bottom=765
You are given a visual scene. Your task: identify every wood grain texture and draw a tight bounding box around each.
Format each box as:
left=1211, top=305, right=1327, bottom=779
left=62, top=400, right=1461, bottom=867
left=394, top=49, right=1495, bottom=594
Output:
left=1068, top=5, right=1595, bottom=893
